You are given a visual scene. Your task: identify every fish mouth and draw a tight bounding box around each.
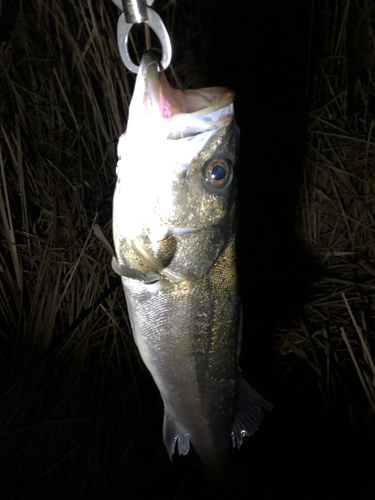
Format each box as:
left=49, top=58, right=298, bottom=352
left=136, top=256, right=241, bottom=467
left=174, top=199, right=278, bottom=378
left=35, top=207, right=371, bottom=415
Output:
left=136, top=51, right=236, bottom=136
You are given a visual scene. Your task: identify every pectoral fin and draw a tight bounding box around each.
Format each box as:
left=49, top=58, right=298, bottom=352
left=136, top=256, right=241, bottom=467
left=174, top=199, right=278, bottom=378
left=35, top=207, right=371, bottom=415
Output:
left=231, top=376, right=273, bottom=448
left=111, top=256, right=164, bottom=283
left=163, top=412, right=190, bottom=458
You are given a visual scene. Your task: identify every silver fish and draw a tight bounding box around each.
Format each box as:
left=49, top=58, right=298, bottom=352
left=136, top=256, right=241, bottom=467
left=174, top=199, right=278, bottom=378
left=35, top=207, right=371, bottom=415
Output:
left=112, top=51, right=271, bottom=472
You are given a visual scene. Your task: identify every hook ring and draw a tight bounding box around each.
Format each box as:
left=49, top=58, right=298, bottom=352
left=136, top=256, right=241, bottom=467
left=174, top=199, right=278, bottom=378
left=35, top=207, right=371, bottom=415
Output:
left=117, top=8, right=172, bottom=73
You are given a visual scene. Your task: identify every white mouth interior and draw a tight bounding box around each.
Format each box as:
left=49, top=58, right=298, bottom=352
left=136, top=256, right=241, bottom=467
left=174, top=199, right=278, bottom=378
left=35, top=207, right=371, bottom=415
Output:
left=159, top=71, right=235, bottom=117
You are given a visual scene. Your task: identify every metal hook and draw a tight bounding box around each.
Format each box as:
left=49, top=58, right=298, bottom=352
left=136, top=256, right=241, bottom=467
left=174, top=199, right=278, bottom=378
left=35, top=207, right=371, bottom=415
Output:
left=111, top=0, right=153, bottom=22
left=111, top=0, right=172, bottom=73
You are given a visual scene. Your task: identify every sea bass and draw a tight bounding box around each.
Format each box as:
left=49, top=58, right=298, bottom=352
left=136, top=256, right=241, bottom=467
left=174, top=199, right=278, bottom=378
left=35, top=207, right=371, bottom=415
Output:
left=112, top=51, right=271, bottom=471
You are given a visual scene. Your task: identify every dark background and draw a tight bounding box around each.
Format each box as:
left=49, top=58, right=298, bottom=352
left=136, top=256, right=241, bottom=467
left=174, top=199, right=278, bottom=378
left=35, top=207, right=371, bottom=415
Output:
left=1, top=0, right=374, bottom=498
left=173, top=1, right=375, bottom=498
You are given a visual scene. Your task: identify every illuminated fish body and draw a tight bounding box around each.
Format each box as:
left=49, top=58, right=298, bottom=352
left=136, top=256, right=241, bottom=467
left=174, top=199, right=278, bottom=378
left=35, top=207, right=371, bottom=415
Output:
left=112, top=51, right=271, bottom=472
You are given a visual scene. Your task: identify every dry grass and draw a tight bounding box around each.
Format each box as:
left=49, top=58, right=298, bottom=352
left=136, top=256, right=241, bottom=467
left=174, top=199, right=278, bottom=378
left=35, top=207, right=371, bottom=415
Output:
left=1, top=0, right=375, bottom=497
left=0, top=1, right=209, bottom=497
left=0, top=0, right=149, bottom=497
left=276, top=0, right=375, bottom=421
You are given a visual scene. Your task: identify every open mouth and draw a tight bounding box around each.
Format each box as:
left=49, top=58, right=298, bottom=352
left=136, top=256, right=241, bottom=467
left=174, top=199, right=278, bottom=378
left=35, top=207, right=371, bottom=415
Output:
left=136, top=51, right=235, bottom=124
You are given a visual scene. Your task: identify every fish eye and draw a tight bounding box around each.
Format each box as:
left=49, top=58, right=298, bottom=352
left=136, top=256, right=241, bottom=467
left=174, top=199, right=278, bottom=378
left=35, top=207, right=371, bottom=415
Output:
left=205, top=159, right=232, bottom=188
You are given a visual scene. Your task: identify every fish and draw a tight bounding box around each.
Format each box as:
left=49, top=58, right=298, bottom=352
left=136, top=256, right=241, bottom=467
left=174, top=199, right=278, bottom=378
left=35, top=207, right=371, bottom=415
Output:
left=112, top=51, right=272, bottom=475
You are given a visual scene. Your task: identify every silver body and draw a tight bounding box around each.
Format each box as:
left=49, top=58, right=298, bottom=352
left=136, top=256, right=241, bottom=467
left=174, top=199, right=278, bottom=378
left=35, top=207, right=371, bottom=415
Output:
left=112, top=52, right=271, bottom=469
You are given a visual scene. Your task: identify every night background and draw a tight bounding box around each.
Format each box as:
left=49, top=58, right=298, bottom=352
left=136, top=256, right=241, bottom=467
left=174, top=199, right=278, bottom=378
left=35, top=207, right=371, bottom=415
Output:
left=1, top=0, right=375, bottom=498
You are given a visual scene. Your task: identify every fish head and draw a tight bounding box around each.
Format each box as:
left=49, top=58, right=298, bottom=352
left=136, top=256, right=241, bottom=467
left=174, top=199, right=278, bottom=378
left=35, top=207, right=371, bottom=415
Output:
left=113, top=51, right=240, bottom=283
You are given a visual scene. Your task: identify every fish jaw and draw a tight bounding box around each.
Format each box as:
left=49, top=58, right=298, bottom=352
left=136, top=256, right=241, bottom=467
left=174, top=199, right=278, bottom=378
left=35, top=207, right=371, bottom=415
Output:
left=123, top=51, right=236, bottom=135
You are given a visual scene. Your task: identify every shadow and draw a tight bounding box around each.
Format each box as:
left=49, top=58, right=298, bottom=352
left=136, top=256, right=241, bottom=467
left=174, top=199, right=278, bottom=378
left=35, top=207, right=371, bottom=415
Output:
left=197, top=0, right=321, bottom=381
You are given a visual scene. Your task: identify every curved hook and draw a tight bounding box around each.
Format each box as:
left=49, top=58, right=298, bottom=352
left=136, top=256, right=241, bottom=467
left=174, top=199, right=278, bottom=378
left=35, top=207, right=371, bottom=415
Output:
left=117, top=7, right=172, bottom=73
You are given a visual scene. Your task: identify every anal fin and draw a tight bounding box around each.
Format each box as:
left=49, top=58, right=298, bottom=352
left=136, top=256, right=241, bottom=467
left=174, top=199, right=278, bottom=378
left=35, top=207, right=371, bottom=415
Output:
left=231, top=376, right=273, bottom=448
left=163, top=412, right=190, bottom=458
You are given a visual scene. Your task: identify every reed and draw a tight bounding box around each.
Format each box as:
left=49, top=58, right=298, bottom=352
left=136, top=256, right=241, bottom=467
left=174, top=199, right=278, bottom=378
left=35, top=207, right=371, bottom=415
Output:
left=1, top=0, right=374, bottom=497
left=276, top=0, right=375, bottom=422
left=0, top=1, right=150, bottom=497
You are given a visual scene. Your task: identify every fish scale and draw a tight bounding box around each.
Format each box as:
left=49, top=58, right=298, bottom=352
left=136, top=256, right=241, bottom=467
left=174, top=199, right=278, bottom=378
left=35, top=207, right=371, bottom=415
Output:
left=112, top=51, right=272, bottom=474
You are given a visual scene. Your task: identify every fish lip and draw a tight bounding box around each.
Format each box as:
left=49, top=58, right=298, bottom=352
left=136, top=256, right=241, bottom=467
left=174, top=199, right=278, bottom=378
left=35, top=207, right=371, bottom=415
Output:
left=139, top=51, right=182, bottom=118
left=138, top=51, right=161, bottom=109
